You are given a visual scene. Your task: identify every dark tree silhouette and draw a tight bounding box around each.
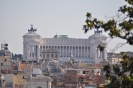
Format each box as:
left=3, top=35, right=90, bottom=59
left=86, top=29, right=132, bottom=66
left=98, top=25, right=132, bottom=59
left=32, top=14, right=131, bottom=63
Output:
left=83, top=0, right=133, bottom=88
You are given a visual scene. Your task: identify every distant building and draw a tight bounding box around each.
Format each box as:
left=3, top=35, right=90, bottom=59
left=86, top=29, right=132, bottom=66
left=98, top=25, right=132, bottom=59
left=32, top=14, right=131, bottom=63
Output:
left=23, top=25, right=107, bottom=63
left=26, top=68, right=53, bottom=88
left=0, top=74, right=14, bottom=88
left=65, top=68, right=103, bottom=88
left=42, top=48, right=59, bottom=62
left=12, top=54, right=23, bottom=60
left=0, top=43, right=13, bottom=74
left=107, top=52, right=133, bottom=64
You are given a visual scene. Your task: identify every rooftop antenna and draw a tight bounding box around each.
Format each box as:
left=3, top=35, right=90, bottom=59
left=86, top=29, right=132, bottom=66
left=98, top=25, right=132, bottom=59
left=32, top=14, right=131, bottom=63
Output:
left=1, top=40, right=5, bottom=50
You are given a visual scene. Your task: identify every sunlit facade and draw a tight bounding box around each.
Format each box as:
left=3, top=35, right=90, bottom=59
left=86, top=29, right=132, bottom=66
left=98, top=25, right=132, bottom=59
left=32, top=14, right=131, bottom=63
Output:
left=23, top=25, right=107, bottom=63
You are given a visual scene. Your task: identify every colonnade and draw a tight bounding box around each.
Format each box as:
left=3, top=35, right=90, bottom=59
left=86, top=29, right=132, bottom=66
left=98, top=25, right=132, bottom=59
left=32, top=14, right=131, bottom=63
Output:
left=40, top=46, right=91, bottom=58
left=23, top=44, right=107, bottom=61
left=26, top=45, right=40, bottom=60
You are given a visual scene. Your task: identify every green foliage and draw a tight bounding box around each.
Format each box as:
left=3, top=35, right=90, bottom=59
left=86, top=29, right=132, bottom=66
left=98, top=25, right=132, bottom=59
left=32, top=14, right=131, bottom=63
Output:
left=97, top=45, right=104, bottom=51
left=83, top=0, right=133, bottom=87
left=43, top=72, right=49, bottom=76
left=103, top=53, right=133, bottom=88
left=83, top=0, right=133, bottom=45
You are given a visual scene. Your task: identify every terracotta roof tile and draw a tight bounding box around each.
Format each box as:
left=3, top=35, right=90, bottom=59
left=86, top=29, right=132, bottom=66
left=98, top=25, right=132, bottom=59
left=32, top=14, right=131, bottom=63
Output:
left=19, top=64, right=28, bottom=71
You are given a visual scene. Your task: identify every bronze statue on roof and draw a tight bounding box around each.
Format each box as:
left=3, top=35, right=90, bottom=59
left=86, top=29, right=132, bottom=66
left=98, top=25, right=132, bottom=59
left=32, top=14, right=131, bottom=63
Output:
left=28, top=24, right=37, bottom=32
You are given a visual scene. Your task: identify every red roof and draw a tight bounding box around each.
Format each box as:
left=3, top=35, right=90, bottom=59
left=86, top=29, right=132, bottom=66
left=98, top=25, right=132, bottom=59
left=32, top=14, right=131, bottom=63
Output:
left=19, top=64, right=28, bottom=70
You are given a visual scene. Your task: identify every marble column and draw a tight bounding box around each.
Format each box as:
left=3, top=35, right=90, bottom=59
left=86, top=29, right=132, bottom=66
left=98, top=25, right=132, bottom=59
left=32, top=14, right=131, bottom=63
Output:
left=90, top=45, right=96, bottom=59
left=59, top=46, right=61, bottom=57
left=64, top=46, right=66, bottom=57
left=78, top=46, right=79, bottom=57
left=75, top=46, right=76, bottom=57
left=70, top=46, right=71, bottom=56
left=23, top=43, right=25, bottom=58
left=34, top=45, right=36, bottom=58
left=33, top=45, right=34, bottom=58
left=84, top=46, right=85, bottom=58
left=63, top=46, right=65, bottom=57
left=63, top=46, right=64, bottom=57
left=81, top=46, right=82, bottom=58
left=36, top=45, right=38, bottom=58
left=65, top=46, right=67, bottom=57
left=97, top=47, right=99, bottom=59
left=37, top=45, right=40, bottom=60
left=72, top=46, right=74, bottom=56
left=100, top=51, right=102, bottom=59
left=89, top=46, right=90, bottom=58
left=61, top=46, right=63, bottom=57
left=70, top=46, right=73, bottom=55
left=41, top=46, right=43, bottom=58
left=87, top=46, right=88, bottom=58
left=27, top=45, right=30, bottom=58
left=32, top=45, right=34, bottom=58
left=68, top=46, right=69, bottom=57
left=103, top=47, right=107, bottom=59
left=31, top=45, right=33, bottom=58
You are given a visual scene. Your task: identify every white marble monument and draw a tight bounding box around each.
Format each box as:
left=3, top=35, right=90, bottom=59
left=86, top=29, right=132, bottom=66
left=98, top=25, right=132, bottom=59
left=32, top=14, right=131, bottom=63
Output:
left=23, top=25, right=107, bottom=63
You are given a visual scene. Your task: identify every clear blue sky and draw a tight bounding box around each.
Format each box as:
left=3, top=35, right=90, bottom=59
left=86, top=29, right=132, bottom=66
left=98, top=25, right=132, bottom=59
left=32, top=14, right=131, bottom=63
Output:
left=0, top=0, right=132, bottom=54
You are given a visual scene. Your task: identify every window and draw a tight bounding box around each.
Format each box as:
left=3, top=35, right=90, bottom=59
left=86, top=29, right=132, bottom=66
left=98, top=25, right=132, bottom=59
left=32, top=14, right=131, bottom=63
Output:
left=1, top=63, right=3, bottom=66
left=43, top=54, right=45, bottom=59
left=30, top=53, right=31, bottom=58
left=51, top=54, right=53, bottom=58
left=44, top=46, right=47, bottom=50
left=5, top=59, right=7, bottom=62
left=32, top=53, right=34, bottom=57
left=55, top=54, right=58, bottom=58
left=47, top=54, right=49, bottom=58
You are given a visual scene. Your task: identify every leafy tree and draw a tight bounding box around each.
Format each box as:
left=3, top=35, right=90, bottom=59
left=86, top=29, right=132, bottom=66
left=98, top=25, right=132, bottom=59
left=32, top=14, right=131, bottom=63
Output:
left=83, top=0, right=133, bottom=88
left=13, top=54, right=23, bottom=60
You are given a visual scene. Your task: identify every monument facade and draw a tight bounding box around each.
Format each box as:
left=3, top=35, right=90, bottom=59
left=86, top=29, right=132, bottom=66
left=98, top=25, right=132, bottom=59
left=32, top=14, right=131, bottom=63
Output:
left=23, top=25, right=107, bottom=63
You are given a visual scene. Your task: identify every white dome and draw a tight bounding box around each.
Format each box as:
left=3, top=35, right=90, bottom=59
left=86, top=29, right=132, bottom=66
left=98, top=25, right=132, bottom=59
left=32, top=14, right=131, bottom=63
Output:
left=89, top=34, right=107, bottom=39
left=23, top=32, right=41, bottom=38
left=23, top=25, right=41, bottom=38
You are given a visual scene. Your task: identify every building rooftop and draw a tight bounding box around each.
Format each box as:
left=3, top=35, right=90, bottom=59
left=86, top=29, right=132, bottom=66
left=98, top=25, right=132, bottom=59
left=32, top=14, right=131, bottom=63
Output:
left=19, top=63, right=29, bottom=71
left=33, top=68, right=42, bottom=75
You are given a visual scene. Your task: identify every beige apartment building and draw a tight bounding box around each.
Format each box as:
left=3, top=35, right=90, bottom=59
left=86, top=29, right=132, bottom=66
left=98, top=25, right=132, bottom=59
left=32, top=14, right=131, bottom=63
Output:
left=0, top=55, right=12, bottom=74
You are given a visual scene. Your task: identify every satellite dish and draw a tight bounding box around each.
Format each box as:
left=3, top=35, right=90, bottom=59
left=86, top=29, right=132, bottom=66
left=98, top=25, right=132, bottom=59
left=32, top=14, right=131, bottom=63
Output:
left=4, top=43, right=8, bottom=46
left=4, top=47, right=8, bottom=50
